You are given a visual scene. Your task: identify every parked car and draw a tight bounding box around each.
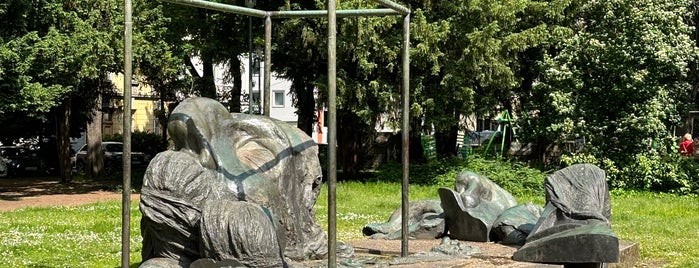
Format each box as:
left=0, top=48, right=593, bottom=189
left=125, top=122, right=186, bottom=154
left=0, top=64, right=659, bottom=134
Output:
left=74, top=142, right=148, bottom=172
left=0, top=146, right=46, bottom=177
left=0, top=157, right=7, bottom=178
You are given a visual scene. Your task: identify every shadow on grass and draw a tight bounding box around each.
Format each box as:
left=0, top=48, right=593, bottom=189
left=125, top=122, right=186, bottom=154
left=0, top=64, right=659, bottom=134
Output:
left=0, top=167, right=145, bottom=201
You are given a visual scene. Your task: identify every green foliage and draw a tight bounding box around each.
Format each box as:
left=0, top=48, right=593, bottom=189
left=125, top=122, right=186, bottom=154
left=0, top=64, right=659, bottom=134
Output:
left=133, top=1, right=199, bottom=102
left=413, top=0, right=568, bottom=133
left=373, top=155, right=545, bottom=197
left=524, top=0, right=698, bottom=175
left=562, top=152, right=699, bottom=194
left=561, top=152, right=622, bottom=187
left=0, top=0, right=122, bottom=118
left=465, top=156, right=546, bottom=197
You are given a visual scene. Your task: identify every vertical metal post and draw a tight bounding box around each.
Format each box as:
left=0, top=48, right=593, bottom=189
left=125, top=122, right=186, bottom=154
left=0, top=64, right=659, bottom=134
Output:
left=122, top=0, right=133, bottom=267
left=327, top=0, right=338, bottom=266
left=249, top=16, right=254, bottom=114
left=400, top=13, right=411, bottom=257
left=258, top=55, right=262, bottom=110
left=264, top=16, right=272, bottom=117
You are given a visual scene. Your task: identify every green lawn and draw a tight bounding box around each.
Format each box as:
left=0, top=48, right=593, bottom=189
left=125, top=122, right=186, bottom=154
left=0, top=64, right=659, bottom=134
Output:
left=0, top=182, right=697, bottom=267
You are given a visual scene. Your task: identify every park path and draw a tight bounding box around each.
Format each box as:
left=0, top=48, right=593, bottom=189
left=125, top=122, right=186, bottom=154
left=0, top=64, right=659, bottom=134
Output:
left=0, top=177, right=138, bottom=212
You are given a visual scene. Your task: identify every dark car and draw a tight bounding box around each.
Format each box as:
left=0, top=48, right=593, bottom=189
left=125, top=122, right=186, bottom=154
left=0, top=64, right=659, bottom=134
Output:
left=0, top=157, right=7, bottom=178
left=74, top=142, right=148, bottom=172
left=0, top=146, right=46, bottom=177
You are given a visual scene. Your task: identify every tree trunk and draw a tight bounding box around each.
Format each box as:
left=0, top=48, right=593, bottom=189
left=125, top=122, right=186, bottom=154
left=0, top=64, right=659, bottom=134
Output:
left=409, top=117, right=426, bottom=164
left=158, top=95, right=168, bottom=145
left=229, top=57, right=242, bottom=113
left=338, top=110, right=364, bottom=180
left=435, top=108, right=459, bottom=157
left=294, top=76, right=316, bottom=136
left=435, top=124, right=458, bottom=157
left=86, top=94, right=104, bottom=179
left=56, top=98, right=73, bottom=183
left=198, top=55, right=217, bottom=99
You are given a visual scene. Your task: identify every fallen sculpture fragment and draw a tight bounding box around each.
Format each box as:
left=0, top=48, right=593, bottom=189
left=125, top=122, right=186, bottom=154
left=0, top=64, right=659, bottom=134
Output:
left=363, top=170, right=542, bottom=244
left=512, top=163, right=619, bottom=265
left=491, top=203, right=542, bottom=246
left=362, top=199, right=445, bottom=240
left=438, top=171, right=518, bottom=242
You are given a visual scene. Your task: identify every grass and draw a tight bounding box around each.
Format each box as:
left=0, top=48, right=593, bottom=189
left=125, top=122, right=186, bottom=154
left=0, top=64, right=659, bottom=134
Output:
left=0, top=183, right=697, bottom=267
left=609, top=190, right=699, bottom=268
left=0, top=201, right=143, bottom=268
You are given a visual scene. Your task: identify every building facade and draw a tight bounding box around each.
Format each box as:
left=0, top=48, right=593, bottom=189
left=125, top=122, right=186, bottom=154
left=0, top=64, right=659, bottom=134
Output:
left=103, top=73, right=165, bottom=136
left=101, top=55, right=328, bottom=144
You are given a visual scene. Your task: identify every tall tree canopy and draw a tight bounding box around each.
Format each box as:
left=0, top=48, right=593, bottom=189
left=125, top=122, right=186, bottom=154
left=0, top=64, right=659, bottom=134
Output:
left=152, top=0, right=278, bottom=109
left=0, top=0, right=123, bottom=181
left=522, top=0, right=698, bottom=162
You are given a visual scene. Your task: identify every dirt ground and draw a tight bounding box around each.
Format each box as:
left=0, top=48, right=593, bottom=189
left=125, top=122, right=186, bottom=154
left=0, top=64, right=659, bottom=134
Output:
left=0, top=177, right=139, bottom=212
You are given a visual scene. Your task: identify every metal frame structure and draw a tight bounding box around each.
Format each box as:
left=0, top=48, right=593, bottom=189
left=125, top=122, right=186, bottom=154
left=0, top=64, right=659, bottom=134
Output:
left=122, top=0, right=410, bottom=267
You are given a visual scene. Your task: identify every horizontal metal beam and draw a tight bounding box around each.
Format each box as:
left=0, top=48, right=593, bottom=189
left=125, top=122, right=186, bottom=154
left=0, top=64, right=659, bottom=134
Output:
left=160, top=0, right=407, bottom=18
left=370, top=0, right=410, bottom=15
left=269, top=8, right=401, bottom=18
left=161, top=0, right=267, bottom=17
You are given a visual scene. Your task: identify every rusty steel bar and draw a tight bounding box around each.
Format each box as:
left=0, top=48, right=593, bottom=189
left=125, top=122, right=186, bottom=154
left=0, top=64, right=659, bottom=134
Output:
left=248, top=15, right=253, bottom=114
left=122, top=0, right=133, bottom=266
left=162, top=0, right=405, bottom=18
left=161, top=0, right=266, bottom=17
left=268, top=8, right=400, bottom=18
left=264, top=15, right=271, bottom=117
left=326, top=0, right=337, bottom=265
left=400, top=13, right=411, bottom=257
left=370, top=0, right=410, bottom=15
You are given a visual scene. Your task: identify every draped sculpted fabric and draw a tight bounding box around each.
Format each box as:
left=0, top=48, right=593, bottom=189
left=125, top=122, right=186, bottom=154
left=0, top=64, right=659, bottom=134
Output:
left=140, top=97, right=327, bottom=267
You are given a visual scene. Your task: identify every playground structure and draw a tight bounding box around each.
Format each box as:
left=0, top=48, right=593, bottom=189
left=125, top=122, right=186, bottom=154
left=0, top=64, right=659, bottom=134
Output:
left=482, top=110, right=514, bottom=158
left=120, top=0, right=411, bottom=267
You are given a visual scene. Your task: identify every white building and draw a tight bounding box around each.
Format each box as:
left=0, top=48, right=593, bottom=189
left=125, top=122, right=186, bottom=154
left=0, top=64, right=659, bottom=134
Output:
left=197, top=54, right=328, bottom=143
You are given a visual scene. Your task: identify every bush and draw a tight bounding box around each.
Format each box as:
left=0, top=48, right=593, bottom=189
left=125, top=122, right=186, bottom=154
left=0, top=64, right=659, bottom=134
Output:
left=465, top=156, right=546, bottom=196
left=373, top=155, right=546, bottom=197
left=372, top=157, right=466, bottom=185
left=562, top=152, right=699, bottom=194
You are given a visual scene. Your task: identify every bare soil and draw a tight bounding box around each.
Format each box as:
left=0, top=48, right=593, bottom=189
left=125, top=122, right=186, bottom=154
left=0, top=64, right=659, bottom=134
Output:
left=0, top=177, right=139, bottom=211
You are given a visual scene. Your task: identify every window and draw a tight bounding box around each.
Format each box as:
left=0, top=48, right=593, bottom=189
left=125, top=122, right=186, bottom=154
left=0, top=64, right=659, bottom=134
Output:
left=273, top=91, right=285, bottom=107
left=476, top=118, right=494, bottom=131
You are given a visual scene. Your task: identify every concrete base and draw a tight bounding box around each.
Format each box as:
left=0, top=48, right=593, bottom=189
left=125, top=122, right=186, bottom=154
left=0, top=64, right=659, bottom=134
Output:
left=609, top=241, right=640, bottom=268
left=341, top=239, right=639, bottom=268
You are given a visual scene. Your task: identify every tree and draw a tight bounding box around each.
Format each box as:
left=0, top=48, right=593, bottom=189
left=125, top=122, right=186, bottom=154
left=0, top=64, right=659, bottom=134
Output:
left=523, top=0, right=697, bottom=164
left=272, top=0, right=325, bottom=135
left=410, top=0, right=572, bottom=158
left=133, top=1, right=193, bottom=141
left=0, top=0, right=123, bottom=182
left=155, top=1, right=259, bottom=108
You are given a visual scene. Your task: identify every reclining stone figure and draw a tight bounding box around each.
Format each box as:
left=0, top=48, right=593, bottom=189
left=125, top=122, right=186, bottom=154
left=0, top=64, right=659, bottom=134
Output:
left=362, top=199, right=445, bottom=240
left=438, top=171, right=518, bottom=242
left=363, top=170, right=541, bottom=244
left=139, top=97, right=327, bottom=267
